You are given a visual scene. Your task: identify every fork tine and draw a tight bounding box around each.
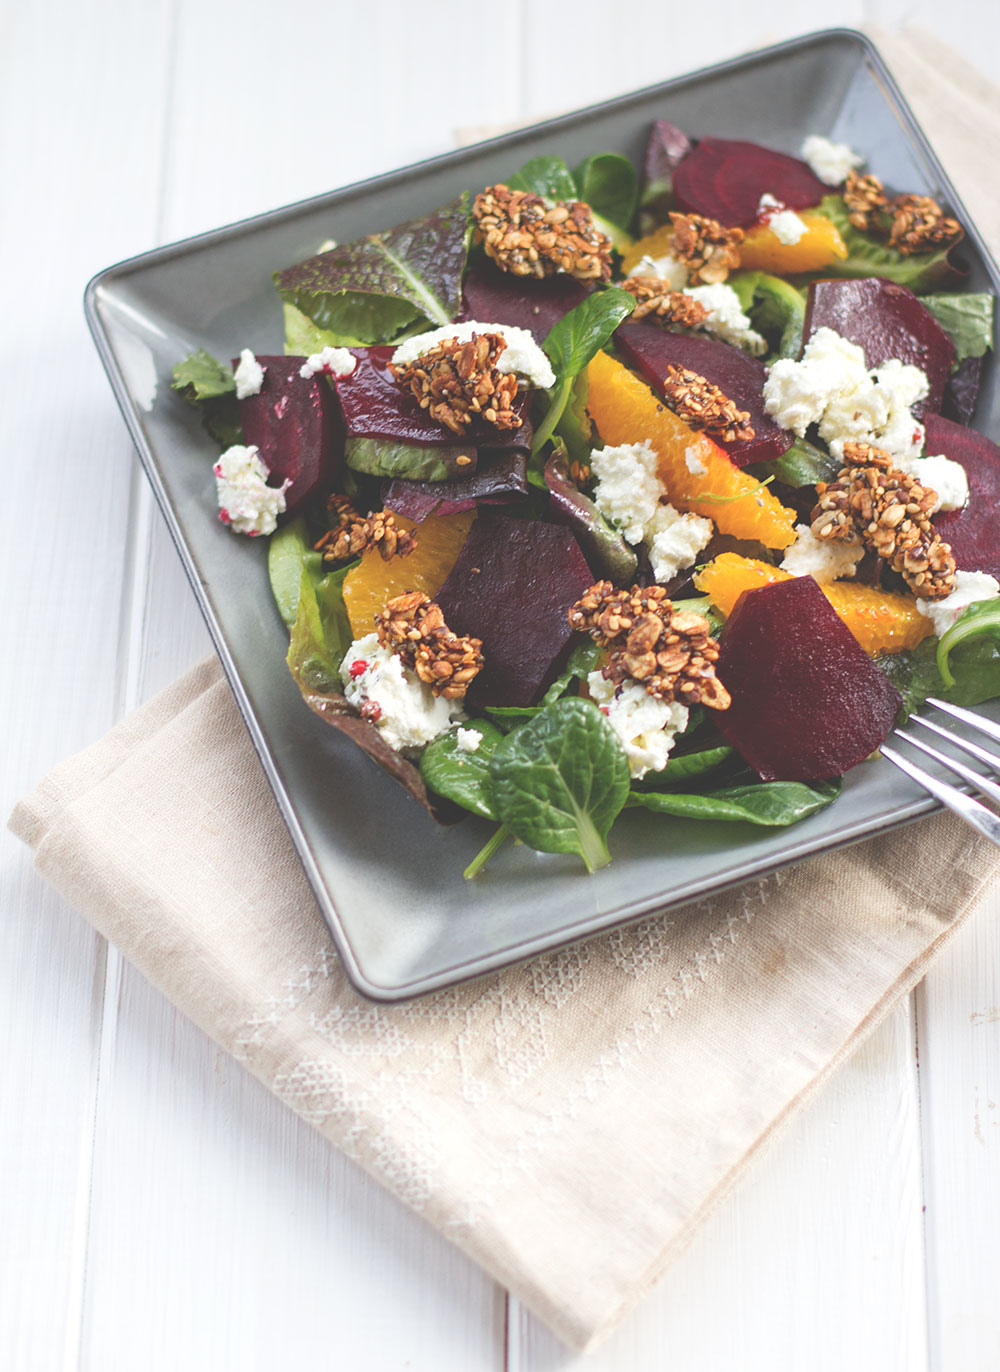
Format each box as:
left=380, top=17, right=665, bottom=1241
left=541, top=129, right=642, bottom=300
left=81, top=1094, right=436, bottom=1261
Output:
left=911, top=713, right=1000, bottom=774
left=925, top=696, right=1000, bottom=747
left=881, top=743, right=1000, bottom=848
left=894, top=727, right=1000, bottom=807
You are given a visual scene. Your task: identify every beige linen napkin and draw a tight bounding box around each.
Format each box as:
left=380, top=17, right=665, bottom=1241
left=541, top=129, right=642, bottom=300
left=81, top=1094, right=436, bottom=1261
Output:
left=11, top=29, right=1000, bottom=1352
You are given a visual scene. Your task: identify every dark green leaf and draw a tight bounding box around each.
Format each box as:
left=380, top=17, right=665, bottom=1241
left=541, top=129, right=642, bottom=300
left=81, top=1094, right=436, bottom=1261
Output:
left=487, top=698, right=630, bottom=871
left=671, top=597, right=724, bottom=636
left=171, top=349, right=235, bottom=401
left=543, top=449, right=638, bottom=584
left=420, top=721, right=505, bottom=819
left=937, top=598, right=1000, bottom=688
left=268, top=517, right=322, bottom=628
left=287, top=570, right=342, bottom=694
left=507, top=155, right=577, bottom=201
left=628, top=777, right=841, bottom=825
left=752, top=436, right=840, bottom=488
left=345, top=436, right=476, bottom=482
left=541, top=637, right=603, bottom=704
left=921, top=292, right=995, bottom=361
left=282, top=301, right=356, bottom=354
left=638, top=744, right=735, bottom=790
left=731, top=271, right=806, bottom=359
left=811, top=195, right=964, bottom=293
left=533, top=289, right=635, bottom=456
left=573, top=153, right=638, bottom=231
left=274, top=194, right=471, bottom=343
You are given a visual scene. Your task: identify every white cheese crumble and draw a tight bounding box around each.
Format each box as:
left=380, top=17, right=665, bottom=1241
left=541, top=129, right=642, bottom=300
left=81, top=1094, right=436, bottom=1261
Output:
left=213, top=445, right=288, bottom=537
left=682, top=283, right=767, bottom=355
left=341, top=634, right=465, bottom=754
left=646, top=503, right=714, bottom=584
left=317, top=238, right=337, bottom=253
left=685, top=449, right=708, bottom=476
left=390, top=322, right=555, bottom=390
left=780, top=523, right=864, bottom=582
left=587, top=672, right=689, bottom=779
left=916, top=571, right=1000, bottom=638
left=590, top=441, right=713, bottom=583
left=763, top=327, right=929, bottom=463
left=756, top=193, right=807, bottom=245
left=627, top=252, right=689, bottom=290
left=455, top=727, right=483, bottom=753
left=801, top=134, right=864, bottom=186
left=299, top=346, right=357, bottom=380
left=234, top=348, right=265, bottom=399
left=894, top=452, right=969, bottom=514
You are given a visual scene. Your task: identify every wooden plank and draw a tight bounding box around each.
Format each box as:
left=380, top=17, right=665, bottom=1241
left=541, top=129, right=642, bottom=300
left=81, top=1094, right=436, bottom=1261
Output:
left=511, top=1001, right=928, bottom=1371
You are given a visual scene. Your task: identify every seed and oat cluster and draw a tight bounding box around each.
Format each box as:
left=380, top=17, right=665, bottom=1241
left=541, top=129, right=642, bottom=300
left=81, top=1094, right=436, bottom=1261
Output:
left=621, top=278, right=710, bottom=328
left=843, top=171, right=961, bottom=255
left=316, top=495, right=418, bottom=565
left=472, top=184, right=612, bottom=281
left=569, top=582, right=731, bottom=710
left=376, top=591, right=484, bottom=701
left=668, top=212, right=744, bottom=284
left=389, top=332, right=520, bottom=437
left=662, top=364, right=755, bottom=444
left=811, top=441, right=957, bottom=599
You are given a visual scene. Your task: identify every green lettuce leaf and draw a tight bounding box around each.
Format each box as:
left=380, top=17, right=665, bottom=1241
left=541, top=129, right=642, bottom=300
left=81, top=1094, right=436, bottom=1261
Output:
left=170, top=348, right=242, bottom=449
left=921, top=292, right=994, bottom=361
left=274, top=194, right=472, bottom=344
left=345, top=436, right=476, bottom=482
left=811, top=195, right=964, bottom=293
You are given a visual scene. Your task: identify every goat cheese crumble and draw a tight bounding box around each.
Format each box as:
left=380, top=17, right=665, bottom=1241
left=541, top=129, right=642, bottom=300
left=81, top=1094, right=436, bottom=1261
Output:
left=757, top=194, right=807, bottom=245
left=682, top=283, right=767, bottom=354
left=341, top=634, right=465, bottom=753
left=763, top=327, right=929, bottom=463
left=801, top=134, right=865, bottom=186
left=455, top=727, right=483, bottom=753
left=214, top=445, right=288, bottom=537
left=234, top=348, right=265, bottom=399
left=894, top=452, right=969, bottom=513
left=390, top=322, right=555, bottom=390
left=627, top=252, right=689, bottom=290
left=780, top=524, right=864, bottom=582
left=587, top=673, right=689, bottom=779
left=916, top=571, right=1000, bottom=638
left=590, top=441, right=713, bottom=581
left=299, top=346, right=357, bottom=380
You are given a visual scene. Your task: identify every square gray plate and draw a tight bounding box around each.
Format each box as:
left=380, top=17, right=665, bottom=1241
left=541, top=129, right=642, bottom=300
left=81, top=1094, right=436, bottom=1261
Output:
left=86, top=28, right=1000, bottom=1001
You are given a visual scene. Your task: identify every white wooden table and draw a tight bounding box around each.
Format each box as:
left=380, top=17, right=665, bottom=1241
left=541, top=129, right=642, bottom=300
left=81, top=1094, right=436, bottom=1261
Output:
left=3, top=6, right=999, bottom=1368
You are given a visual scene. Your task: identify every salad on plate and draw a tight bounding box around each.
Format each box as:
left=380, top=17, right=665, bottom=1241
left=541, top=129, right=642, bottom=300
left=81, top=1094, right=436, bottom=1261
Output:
left=172, top=121, right=1000, bottom=877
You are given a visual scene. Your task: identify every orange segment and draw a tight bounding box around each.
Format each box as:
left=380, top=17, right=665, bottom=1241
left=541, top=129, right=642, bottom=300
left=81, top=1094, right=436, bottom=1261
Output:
left=738, top=212, right=847, bottom=274
left=342, top=510, right=475, bottom=639
left=586, top=350, right=796, bottom=549
left=694, top=552, right=935, bottom=655
left=620, top=224, right=678, bottom=277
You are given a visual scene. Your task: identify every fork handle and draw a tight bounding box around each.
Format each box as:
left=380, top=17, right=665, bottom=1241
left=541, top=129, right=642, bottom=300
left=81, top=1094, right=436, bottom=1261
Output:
left=882, top=744, right=1000, bottom=848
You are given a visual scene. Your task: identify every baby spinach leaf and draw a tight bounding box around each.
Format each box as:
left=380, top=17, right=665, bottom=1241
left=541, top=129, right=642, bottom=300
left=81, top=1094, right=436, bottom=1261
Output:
left=921, top=292, right=995, bottom=361
left=628, top=777, right=841, bottom=825
left=274, top=194, right=472, bottom=343
left=533, top=288, right=635, bottom=456
left=752, top=436, right=840, bottom=488
left=812, top=195, right=964, bottom=293
left=420, top=721, right=505, bottom=820
left=937, top=598, right=1000, bottom=688
left=507, top=155, right=577, bottom=201
left=171, top=349, right=243, bottom=450
left=636, top=744, right=735, bottom=790
left=573, top=153, right=638, bottom=232
left=487, top=698, right=630, bottom=871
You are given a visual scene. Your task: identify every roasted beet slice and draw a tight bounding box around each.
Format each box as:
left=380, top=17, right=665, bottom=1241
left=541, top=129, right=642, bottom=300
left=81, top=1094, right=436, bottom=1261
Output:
left=942, top=355, right=982, bottom=426
left=460, top=261, right=593, bottom=344
left=927, top=413, right=1000, bottom=579
left=803, top=278, right=955, bottom=418
left=435, top=515, right=594, bottom=706
left=334, top=346, right=532, bottom=449
left=382, top=452, right=528, bottom=520
left=235, top=356, right=341, bottom=513
left=715, top=577, right=901, bottom=781
left=673, top=138, right=827, bottom=228
left=614, top=321, right=793, bottom=466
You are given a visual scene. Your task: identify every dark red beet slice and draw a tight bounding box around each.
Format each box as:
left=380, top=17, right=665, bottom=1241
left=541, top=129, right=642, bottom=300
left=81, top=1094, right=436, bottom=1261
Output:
left=614, top=321, right=793, bottom=466
left=460, top=261, right=593, bottom=344
left=716, top=577, right=901, bottom=781
left=803, top=278, right=955, bottom=419
left=927, top=413, right=1000, bottom=579
left=382, top=452, right=528, bottom=520
left=435, top=515, right=594, bottom=706
left=334, top=346, right=532, bottom=449
left=942, top=355, right=982, bottom=427
left=235, top=356, right=341, bottom=513
left=673, top=138, right=826, bottom=227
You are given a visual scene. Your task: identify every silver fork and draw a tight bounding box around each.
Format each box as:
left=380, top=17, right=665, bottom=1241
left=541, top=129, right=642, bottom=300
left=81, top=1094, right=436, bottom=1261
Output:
left=882, top=698, right=1000, bottom=846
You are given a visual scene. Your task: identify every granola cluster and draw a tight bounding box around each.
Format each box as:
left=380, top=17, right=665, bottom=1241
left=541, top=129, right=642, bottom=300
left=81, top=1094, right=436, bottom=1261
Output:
left=662, top=364, right=755, bottom=444
left=811, top=441, right=957, bottom=599
left=621, top=277, right=710, bottom=328
left=569, top=582, right=731, bottom=710
left=389, top=332, right=519, bottom=436
left=315, top=498, right=417, bottom=565
left=472, top=184, right=612, bottom=281
left=668, top=212, right=743, bottom=285
left=842, top=171, right=961, bottom=255
left=376, top=591, right=484, bottom=700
